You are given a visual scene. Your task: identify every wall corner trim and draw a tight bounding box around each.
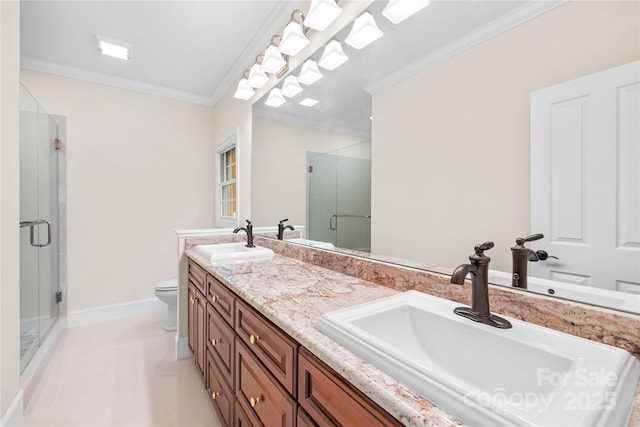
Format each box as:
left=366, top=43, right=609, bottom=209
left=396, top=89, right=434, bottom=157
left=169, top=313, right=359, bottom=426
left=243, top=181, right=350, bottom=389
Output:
left=0, top=389, right=23, bottom=427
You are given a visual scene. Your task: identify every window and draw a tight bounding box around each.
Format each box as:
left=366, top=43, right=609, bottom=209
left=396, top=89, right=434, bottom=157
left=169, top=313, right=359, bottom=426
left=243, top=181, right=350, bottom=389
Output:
left=217, top=132, right=238, bottom=227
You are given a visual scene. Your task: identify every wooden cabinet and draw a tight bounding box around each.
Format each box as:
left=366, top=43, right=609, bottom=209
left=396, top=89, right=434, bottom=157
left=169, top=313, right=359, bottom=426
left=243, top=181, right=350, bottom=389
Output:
left=208, top=274, right=235, bottom=324
left=207, top=349, right=234, bottom=426
left=235, top=298, right=297, bottom=396
left=207, top=302, right=235, bottom=388
left=235, top=338, right=296, bottom=427
left=298, top=347, right=402, bottom=427
left=188, top=257, right=401, bottom=427
left=187, top=281, right=206, bottom=374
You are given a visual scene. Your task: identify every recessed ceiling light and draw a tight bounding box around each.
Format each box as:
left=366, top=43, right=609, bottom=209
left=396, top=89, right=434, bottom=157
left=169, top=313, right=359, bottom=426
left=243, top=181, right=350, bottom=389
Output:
left=299, top=98, right=319, bottom=107
left=96, top=35, right=131, bottom=61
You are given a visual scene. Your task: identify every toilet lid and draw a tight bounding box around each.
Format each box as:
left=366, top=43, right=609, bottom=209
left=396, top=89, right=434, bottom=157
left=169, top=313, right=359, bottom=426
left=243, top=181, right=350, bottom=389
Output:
left=156, top=279, right=177, bottom=290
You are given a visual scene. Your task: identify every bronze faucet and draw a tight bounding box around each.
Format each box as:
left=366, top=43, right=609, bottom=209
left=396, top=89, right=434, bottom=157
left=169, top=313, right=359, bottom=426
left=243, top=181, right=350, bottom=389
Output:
left=277, top=218, right=295, bottom=240
left=450, top=242, right=512, bottom=329
left=511, top=234, right=544, bottom=289
left=233, top=219, right=255, bottom=248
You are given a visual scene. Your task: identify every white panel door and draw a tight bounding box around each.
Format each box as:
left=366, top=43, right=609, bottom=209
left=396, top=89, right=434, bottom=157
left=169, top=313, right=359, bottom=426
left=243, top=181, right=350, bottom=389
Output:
left=531, top=61, right=640, bottom=294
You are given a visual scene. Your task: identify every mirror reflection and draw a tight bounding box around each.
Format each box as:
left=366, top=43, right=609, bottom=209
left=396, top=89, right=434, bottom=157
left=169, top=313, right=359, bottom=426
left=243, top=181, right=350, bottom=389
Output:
left=251, top=0, right=640, bottom=313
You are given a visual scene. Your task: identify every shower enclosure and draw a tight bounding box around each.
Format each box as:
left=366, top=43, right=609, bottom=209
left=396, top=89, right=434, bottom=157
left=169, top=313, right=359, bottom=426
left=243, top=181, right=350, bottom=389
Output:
left=19, top=85, right=61, bottom=373
left=307, top=140, right=371, bottom=252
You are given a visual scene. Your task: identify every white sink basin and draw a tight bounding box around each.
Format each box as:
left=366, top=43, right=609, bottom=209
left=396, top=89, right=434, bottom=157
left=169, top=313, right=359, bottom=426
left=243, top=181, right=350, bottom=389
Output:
left=286, top=238, right=336, bottom=250
left=488, top=270, right=640, bottom=315
left=193, top=243, right=274, bottom=262
left=315, top=291, right=640, bottom=426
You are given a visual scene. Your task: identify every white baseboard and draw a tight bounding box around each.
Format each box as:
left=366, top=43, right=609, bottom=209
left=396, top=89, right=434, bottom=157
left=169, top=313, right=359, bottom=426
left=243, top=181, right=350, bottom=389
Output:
left=0, top=389, right=23, bottom=427
left=68, top=298, right=165, bottom=328
left=175, top=335, right=190, bottom=360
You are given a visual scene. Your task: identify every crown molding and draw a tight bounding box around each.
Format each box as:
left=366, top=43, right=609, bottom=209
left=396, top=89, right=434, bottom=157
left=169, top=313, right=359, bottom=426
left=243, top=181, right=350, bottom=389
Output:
left=253, top=107, right=371, bottom=139
left=208, top=1, right=300, bottom=106
left=21, top=56, right=215, bottom=106
left=365, top=0, right=569, bottom=95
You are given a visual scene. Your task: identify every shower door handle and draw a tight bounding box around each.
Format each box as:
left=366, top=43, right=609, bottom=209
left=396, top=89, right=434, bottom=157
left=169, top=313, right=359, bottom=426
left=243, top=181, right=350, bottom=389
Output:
left=329, top=215, right=338, bottom=231
left=19, top=220, right=52, bottom=247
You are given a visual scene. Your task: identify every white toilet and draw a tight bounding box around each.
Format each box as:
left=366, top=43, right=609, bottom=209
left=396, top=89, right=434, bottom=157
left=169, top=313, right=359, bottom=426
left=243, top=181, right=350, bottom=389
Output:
left=155, top=279, right=177, bottom=331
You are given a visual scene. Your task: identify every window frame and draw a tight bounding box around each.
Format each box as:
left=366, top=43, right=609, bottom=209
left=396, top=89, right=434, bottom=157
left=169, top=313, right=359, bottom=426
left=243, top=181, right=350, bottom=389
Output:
left=216, top=131, right=239, bottom=228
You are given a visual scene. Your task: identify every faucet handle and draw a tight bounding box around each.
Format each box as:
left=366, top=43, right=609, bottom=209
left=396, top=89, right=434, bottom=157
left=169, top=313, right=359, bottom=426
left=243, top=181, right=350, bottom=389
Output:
left=279, top=218, right=289, bottom=224
left=515, top=233, right=543, bottom=246
left=245, top=219, right=252, bottom=226
left=474, top=241, right=494, bottom=255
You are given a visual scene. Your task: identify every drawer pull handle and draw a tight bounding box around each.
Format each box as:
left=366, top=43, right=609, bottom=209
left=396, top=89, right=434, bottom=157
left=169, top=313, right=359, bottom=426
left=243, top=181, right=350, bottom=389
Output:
left=210, top=339, right=220, bottom=346
left=249, top=396, right=262, bottom=407
left=249, top=335, right=259, bottom=345
left=211, top=391, right=220, bottom=400
left=190, top=297, right=195, bottom=304
left=211, top=295, right=218, bottom=303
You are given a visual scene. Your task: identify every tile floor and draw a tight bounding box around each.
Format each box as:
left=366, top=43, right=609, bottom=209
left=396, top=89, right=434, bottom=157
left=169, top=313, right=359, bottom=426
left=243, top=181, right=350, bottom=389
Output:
left=21, top=310, right=223, bottom=426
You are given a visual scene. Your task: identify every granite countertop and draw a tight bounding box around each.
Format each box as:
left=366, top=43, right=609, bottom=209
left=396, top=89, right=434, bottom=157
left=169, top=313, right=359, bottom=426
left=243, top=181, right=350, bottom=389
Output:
left=185, top=248, right=464, bottom=427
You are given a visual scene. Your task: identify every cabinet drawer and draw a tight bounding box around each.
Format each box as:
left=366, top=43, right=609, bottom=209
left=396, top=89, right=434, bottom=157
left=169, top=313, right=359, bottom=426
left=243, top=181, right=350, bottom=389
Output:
left=298, top=406, right=319, bottom=427
left=236, top=338, right=296, bottom=427
left=208, top=274, right=235, bottom=325
left=298, top=348, right=402, bottom=427
left=235, top=298, right=297, bottom=395
left=235, top=399, right=257, bottom=427
left=207, top=349, right=233, bottom=427
left=188, top=260, right=207, bottom=295
left=207, top=303, right=235, bottom=388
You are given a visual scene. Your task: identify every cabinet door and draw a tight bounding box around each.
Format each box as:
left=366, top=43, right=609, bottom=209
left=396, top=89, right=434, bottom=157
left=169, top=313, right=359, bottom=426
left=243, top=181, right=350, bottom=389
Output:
left=207, top=303, right=235, bottom=388
left=298, top=348, right=402, bottom=427
left=235, top=399, right=257, bottom=427
left=208, top=274, right=235, bottom=325
left=188, top=283, right=197, bottom=356
left=236, top=338, right=296, bottom=427
left=235, top=298, right=297, bottom=395
left=196, top=290, right=206, bottom=374
left=207, top=349, right=234, bottom=427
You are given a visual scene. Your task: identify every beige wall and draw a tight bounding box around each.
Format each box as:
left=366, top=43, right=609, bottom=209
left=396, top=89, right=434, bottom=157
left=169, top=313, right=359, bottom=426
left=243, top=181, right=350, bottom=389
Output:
left=372, top=1, right=640, bottom=272
left=19, top=70, right=215, bottom=313
left=1, top=0, right=21, bottom=417
left=252, top=116, right=366, bottom=227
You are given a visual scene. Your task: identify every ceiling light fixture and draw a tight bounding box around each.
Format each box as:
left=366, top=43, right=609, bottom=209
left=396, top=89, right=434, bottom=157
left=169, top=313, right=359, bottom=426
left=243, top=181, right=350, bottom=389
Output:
left=382, top=0, right=430, bottom=24
left=299, top=98, right=319, bottom=107
left=317, top=40, right=348, bottom=70
left=96, top=35, right=131, bottom=61
left=261, top=36, right=288, bottom=74
left=248, top=57, right=269, bottom=88
left=281, top=75, right=303, bottom=98
left=297, top=59, right=323, bottom=85
left=233, top=70, right=255, bottom=100
left=265, top=88, right=286, bottom=107
left=345, top=12, right=383, bottom=50
left=303, top=0, right=342, bottom=31
left=279, top=10, right=310, bottom=56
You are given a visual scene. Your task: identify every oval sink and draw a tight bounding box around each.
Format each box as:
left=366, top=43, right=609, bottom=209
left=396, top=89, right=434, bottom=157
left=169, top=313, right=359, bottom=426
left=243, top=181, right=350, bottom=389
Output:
left=193, top=243, right=274, bottom=262
left=315, top=291, right=640, bottom=426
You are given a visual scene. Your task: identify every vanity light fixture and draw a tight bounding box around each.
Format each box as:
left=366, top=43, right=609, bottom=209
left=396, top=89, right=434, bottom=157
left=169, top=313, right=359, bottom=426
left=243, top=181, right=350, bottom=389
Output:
left=382, top=0, right=430, bottom=24
left=248, top=58, right=269, bottom=88
left=281, top=75, right=303, bottom=97
left=299, top=98, right=319, bottom=107
left=233, top=70, right=255, bottom=100
left=279, top=10, right=310, bottom=56
left=345, top=12, right=383, bottom=50
left=265, top=87, right=286, bottom=107
left=96, top=35, right=131, bottom=61
left=317, top=40, right=348, bottom=70
left=261, top=36, right=288, bottom=74
left=303, top=0, right=342, bottom=31
left=297, top=59, right=323, bottom=85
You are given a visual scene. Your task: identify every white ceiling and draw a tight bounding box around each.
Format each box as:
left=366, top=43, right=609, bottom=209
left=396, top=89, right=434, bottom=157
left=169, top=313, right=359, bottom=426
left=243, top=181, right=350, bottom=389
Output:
left=20, top=0, right=298, bottom=106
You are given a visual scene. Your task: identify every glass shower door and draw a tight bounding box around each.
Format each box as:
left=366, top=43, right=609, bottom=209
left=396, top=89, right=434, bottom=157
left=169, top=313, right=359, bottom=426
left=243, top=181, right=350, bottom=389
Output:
left=307, top=140, right=371, bottom=251
left=19, top=85, right=59, bottom=373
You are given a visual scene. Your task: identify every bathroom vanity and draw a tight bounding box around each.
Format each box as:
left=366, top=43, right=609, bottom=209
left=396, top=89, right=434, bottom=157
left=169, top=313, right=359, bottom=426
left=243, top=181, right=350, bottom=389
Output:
left=183, top=235, right=640, bottom=426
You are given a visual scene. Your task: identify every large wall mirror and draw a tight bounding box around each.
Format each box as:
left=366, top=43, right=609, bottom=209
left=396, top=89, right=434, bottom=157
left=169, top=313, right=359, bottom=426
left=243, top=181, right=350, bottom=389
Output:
left=251, top=0, right=640, bottom=314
